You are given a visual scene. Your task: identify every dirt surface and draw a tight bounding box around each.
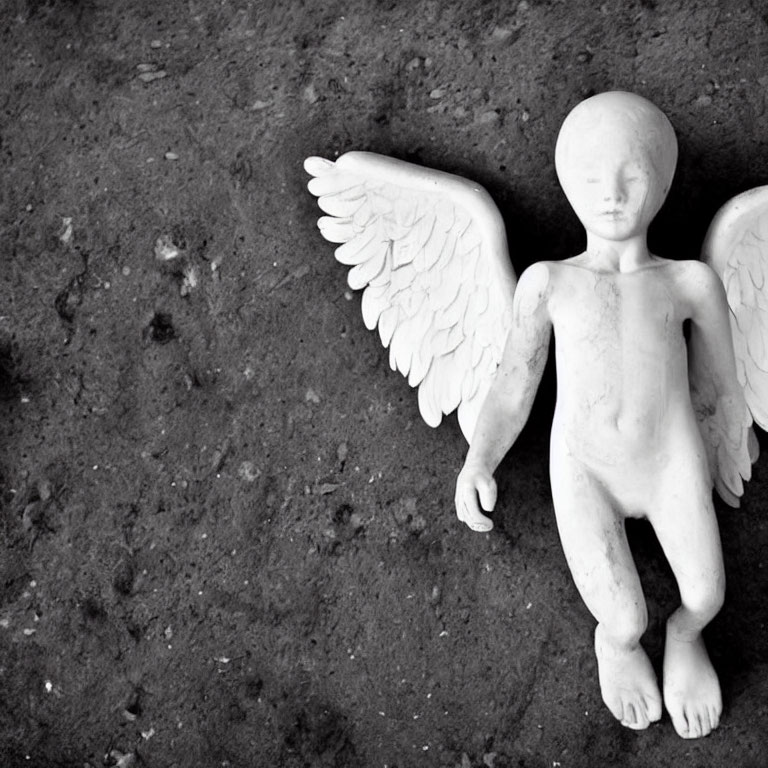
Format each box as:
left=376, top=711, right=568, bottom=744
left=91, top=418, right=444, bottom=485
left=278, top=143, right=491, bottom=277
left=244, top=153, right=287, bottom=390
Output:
left=2, top=1, right=768, bottom=766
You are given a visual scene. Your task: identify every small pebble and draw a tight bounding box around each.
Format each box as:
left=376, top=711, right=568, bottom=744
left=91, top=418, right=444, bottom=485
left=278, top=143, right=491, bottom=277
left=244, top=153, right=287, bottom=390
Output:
left=490, top=26, right=516, bottom=43
left=238, top=461, right=259, bottom=483
left=59, top=217, right=73, bottom=244
left=180, top=266, right=198, bottom=296
left=154, top=235, right=181, bottom=261
left=138, top=70, right=168, bottom=83
left=477, top=110, right=500, bottom=124
left=38, top=480, right=52, bottom=501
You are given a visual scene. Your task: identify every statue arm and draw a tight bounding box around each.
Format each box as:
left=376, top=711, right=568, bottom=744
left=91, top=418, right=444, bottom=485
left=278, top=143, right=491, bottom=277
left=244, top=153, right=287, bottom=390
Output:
left=687, top=264, right=740, bottom=395
left=455, top=262, right=553, bottom=530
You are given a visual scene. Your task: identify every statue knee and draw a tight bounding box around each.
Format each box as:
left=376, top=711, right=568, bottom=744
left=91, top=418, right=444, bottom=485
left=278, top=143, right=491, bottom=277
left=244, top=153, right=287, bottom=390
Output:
left=683, top=578, right=725, bottom=621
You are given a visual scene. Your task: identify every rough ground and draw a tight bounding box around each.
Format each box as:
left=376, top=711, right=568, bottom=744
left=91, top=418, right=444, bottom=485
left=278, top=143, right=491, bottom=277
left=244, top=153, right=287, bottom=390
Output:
left=1, top=1, right=768, bottom=766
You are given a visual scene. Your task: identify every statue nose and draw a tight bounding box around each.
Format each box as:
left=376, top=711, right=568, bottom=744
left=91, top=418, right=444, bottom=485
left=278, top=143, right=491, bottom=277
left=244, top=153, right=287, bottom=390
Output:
left=603, top=183, right=625, bottom=203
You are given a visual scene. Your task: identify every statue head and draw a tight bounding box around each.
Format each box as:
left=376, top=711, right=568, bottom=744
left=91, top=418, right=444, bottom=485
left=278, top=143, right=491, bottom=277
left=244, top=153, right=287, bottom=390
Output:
left=555, top=91, right=678, bottom=242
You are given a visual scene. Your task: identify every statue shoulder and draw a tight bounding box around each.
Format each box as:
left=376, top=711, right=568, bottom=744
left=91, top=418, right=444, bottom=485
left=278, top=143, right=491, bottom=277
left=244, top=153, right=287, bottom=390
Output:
left=516, top=261, right=555, bottom=300
left=667, top=259, right=722, bottom=298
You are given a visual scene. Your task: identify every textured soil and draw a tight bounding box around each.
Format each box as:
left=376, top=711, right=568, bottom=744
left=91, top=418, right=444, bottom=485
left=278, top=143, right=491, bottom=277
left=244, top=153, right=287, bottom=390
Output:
left=1, top=1, right=768, bottom=766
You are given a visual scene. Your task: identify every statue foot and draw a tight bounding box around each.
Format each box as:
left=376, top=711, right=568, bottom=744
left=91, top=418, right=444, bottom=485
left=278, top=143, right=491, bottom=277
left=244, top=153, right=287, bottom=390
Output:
left=663, top=620, right=722, bottom=739
left=595, top=623, right=662, bottom=730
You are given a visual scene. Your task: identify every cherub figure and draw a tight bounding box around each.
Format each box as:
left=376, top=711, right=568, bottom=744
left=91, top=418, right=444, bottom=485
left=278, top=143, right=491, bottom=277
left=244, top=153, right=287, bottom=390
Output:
left=456, top=91, right=751, bottom=738
left=305, top=91, right=768, bottom=738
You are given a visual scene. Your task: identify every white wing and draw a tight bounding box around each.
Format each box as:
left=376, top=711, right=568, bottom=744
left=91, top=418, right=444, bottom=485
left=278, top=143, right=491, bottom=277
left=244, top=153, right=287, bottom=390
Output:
left=700, top=186, right=768, bottom=505
left=304, top=151, right=517, bottom=442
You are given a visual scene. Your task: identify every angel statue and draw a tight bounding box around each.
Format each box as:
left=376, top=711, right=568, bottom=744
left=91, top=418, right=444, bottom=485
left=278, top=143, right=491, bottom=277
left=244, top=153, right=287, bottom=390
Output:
left=304, top=90, right=768, bottom=739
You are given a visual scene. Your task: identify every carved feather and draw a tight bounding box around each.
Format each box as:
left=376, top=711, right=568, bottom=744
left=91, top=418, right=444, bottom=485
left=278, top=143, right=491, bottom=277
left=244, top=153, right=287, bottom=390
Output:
left=305, top=151, right=517, bottom=441
left=700, top=185, right=768, bottom=505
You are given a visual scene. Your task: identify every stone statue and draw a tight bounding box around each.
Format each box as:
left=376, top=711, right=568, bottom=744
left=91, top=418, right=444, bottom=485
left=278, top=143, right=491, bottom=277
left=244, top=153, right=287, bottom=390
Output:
left=304, top=91, right=768, bottom=738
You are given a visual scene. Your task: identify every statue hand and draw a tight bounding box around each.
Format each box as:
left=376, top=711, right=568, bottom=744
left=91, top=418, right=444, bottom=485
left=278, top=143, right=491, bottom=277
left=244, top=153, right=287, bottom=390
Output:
left=455, top=463, right=497, bottom=532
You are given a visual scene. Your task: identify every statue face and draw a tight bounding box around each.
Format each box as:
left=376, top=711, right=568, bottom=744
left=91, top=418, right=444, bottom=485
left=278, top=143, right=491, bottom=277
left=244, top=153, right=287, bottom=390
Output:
left=555, top=92, right=678, bottom=243
left=559, top=130, right=663, bottom=242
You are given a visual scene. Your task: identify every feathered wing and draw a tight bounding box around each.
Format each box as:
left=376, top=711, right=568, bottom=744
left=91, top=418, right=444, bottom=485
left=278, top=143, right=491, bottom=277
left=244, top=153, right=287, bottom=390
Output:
left=304, top=151, right=517, bottom=442
left=700, top=186, right=768, bottom=506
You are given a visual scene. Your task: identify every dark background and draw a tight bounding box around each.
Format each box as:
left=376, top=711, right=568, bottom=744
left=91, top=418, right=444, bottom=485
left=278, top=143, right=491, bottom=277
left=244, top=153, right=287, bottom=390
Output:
left=1, top=0, right=767, bottom=766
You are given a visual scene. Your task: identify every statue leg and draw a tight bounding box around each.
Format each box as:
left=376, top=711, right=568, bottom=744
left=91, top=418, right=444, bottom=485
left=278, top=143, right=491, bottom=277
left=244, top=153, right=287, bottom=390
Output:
left=650, top=455, right=724, bottom=739
left=550, top=447, right=662, bottom=730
